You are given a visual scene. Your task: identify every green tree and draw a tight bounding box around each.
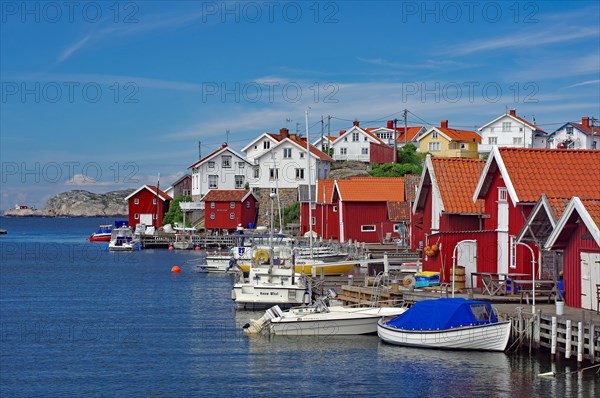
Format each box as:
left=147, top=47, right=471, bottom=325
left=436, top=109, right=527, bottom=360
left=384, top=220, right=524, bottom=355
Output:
left=163, top=195, right=193, bottom=226
left=368, top=144, right=426, bottom=177
left=273, top=202, right=300, bottom=228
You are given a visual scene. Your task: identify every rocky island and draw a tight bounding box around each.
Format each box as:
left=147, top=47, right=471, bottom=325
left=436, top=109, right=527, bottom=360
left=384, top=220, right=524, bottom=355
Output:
left=3, top=189, right=133, bottom=217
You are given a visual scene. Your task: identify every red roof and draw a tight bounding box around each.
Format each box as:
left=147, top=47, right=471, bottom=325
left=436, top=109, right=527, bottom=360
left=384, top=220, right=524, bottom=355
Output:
left=546, top=197, right=570, bottom=220
left=431, top=158, right=485, bottom=213
left=510, top=114, right=546, bottom=134
left=404, top=174, right=421, bottom=202
left=583, top=199, right=600, bottom=228
left=572, top=122, right=599, bottom=136
left=395, top=127, right=424, bottom=142
left=387, top=201, right=411, bottom=221
left=498, top=148, right=600, bottom=203
left=436, top=127, right=482, bottom=143
left=201, top=190, right=253, bottom=202
left=188, top=145, right=228, bottom=169
left=316, top=179, right=336, bottom=204
left=268, top=133, right=333, bottom=161
left=335, top=177, right=404, bottom=202
left=124, top=185, right=173, bottom=201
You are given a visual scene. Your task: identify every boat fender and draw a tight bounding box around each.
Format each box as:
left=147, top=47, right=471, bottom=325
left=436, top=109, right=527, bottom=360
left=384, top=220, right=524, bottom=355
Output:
left=303, top=290, right=311, bottom=305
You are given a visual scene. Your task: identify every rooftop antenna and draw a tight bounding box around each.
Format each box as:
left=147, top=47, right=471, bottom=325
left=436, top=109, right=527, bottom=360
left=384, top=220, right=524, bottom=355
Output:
left=296, top=122, right=301, bottom=135
left=286, top=118, right=292, bottom=128
left=226, top=129, right=230, bottom=144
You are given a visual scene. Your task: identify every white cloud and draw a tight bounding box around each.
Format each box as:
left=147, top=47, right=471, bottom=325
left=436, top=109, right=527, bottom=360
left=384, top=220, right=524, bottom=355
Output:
left=565, top=79, right=600, bottom=89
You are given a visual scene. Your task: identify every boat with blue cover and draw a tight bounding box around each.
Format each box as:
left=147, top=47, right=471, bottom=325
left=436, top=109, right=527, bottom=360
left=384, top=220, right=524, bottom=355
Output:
left=377, top=298, right=511, bottom=352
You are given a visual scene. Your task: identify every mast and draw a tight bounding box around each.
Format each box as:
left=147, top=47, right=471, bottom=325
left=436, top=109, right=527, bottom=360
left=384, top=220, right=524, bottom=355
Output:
left=305, top=110, right=313, bottom=250
left=156, top=173, right=160, bottom=227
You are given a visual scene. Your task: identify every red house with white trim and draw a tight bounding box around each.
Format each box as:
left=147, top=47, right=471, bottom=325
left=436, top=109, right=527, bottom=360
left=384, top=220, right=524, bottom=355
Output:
left=333, top=177, right=405, bottom=243
left=201, top=190, right=258, bottom=232
left=126, top=185, right=172, bottom=228
left=545, top=197, right=600, bottom=310
left=299, top=180, right=339, bottom=239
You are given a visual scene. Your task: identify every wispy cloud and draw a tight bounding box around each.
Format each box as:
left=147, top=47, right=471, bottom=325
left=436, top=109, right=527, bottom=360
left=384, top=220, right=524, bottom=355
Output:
left=564, top=79, right=600, bottom=89
left=446, top=26, right=599, bottom=56
left=356, top=57, right=475, bottom=70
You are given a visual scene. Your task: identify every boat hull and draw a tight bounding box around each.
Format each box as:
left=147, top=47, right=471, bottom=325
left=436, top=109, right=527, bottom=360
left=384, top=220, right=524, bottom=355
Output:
left=89, top=234, right=111, bottom=242
left=377, top=320, right=511, bottom=352
left=271, top=307, right=407, bottom=336
left=236, top=262, right=355, bottom=275
left=198, top=257, right=234, bottom=273
left=232, top=285, right=309, bottom=310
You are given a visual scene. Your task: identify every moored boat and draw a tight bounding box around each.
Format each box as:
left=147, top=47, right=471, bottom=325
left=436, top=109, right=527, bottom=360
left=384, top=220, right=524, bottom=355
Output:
left=89, top=224, right=113, bottom=242
left=377, top=298, right=511, bottom=352
left=172, top=233, right=194, bottom=250
left=108, top=227, right=139, bottom=251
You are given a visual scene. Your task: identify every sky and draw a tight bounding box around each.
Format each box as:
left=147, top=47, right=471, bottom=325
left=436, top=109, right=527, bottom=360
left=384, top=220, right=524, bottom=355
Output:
left=1, top=0, right=599, bottom=210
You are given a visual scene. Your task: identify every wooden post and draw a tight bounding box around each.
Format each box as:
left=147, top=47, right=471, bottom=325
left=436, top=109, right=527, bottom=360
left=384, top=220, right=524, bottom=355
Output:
left=565, top=319, right=572, bottom=359
left=577, top=321, right=584, bottom=362
left=551, top=317, right=557, bottom=355
left=590, top=323, right=595, bottom=364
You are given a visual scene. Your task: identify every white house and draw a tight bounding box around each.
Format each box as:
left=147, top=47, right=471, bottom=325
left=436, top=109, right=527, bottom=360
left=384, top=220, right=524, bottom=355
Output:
left=368, top=121, right=427, bottom=148
left=187, top=144, right=252, bottom=200
left=548, top=117, right=599, bottom=150
left=244, top=128, right=332, bottom=190
left=330, top=121, right=386, bottom=162
left=478, top=109, right=547, bottom=155
left=312, top=135, right=335, bottom=153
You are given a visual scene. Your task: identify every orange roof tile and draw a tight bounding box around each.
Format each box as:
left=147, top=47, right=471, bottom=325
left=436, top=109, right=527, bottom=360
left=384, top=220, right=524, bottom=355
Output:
left=581, top=199, right=600, bottom=228
left=499, top=148, right=600, bottom=203
left=431, top=158, right=485, bottom=213
left=396, top=127, right=424, bottom=142
left=437, top=127, right=482, bottom=143
left=546, top=197, right=570, bottom=220
left=268, top=133, right=333, bottom=161
left=316, top=179, right=335, bottom=204
left=404, top=174, right=421, bottom=202
left=201, top=190, right=253, bottom=202
left=387, top=201, right=411, bottom=221
left=335, top=177, right=404, bottom=202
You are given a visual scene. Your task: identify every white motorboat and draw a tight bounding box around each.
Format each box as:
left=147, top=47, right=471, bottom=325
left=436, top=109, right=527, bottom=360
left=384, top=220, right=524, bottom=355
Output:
left=108, top=227, right=139, bottom=251
left=172, top=233, right=194, bottom=250
left=377, top=298, right=511, bottom=352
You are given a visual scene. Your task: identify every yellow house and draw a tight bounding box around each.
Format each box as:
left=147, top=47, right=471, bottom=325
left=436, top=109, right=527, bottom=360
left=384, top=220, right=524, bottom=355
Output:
left=417, top=120, right=481, bottom=158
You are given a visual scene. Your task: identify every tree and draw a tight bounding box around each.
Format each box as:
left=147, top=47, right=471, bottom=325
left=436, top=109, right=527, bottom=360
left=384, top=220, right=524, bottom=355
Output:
left=368, top=144, right=426, bottom=177
left=163, top=195, right=193, bottom=226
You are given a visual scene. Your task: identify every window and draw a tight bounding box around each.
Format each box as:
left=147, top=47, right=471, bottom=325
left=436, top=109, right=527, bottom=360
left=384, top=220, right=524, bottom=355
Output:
left=566, top=126, right=573, bottom=135
left=210, top=213, right=215, bottom=220
left=235, top=175, right=244, bottom=189
left=246, top=201, right=250, bottom=209
left=209, top=175, right=218, bottom=189
left=352, top=132, right=359, bottom=141
left=208, top=161, right=215, bottom=169
left=269, top=168, right=279, bottom=180
left=502, top=122, right=511, bottom=132
left=513, top=137, right=523, bottom=146
left=300, top=152, right=304, bottom=158
left=222, top=155, right=231, bottom=168
left=295, top=168, right=305, bottom=179
left=361, top=148, right=368, bottom=155
left=510, top=236, right=517, bottom=269
left=498, top=188, right=508, bottom=202
left=238, top=162, right=245, bottom=169
left=364, top=136, right=368, bottom=141
left=230, top=202, right=235, bottom=209
left=489, top=137, right=497, bottom=145
left=183, top=189, right=191, bottom=196
left=253, top=167, right=260, bottom=179
left=134, top=213, right=139, bottom=219
left=134, top=198, right=139, bottom=205
left=283, top=148, right=292, bottom=158
left=153, top=213, right=157, bottom=220
left=340, top=148, right=347, bottom=155
left=450, top=142, right=458, bottom=150
left=344, top=137, right=348, bottom=142
left=311, top=217, right=316, bottom=225
left=333, top=206, right=337, bottom=212
left=263, top=141, right=270, bottom=150
left=152, top=198, right=157, bottom=205
left=460, top=143, right=467, bottom=150
left=270, top=188, right=277, bottom=194
left=210, top=202, right=216, bottom=209
left=361, top=225, right=376, bottom=232
left=470, top=304, right=493, bottom=321
left=432, top=131, right=438, bottom=139
left=428, top=142, right=440, bottom=151
left=230, top=213, right=235, bottom=220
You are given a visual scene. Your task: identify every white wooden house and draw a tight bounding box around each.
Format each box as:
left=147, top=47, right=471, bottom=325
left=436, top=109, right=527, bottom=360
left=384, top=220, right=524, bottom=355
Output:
left=243, top=128, right=332, bottom=190
left=478, top=109, right=547, bottom=155
left=548, top=117, right=599, bottom=150
left=187, top=144, right=252, bottom=200
left=330, top=121, right=386, bottom=162
left=368, top=120, right=426, bottom=148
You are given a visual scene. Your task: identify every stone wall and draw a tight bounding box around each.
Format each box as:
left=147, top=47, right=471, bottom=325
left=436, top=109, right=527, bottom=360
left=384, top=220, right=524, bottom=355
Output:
left=252, top=188, right=298, bottom=227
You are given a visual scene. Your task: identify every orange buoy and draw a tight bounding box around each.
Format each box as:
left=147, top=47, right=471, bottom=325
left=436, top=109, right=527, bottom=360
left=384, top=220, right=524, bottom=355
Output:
left=168, top=245, right=174, bottom=250
left=171, top=265, right=181, bottom=273
left=195, top=246, right=200, bottom=251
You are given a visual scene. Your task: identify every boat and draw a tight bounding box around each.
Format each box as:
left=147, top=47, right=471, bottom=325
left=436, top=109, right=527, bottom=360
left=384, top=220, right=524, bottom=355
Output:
left=244, top=291, right=408, bottom=336
left=377, top=298, right=511, bottom=352
left=88, top=225, right=113, bottom=242
left=172, top=233, right=194, bottom=250
left=108, top=227, right=139, bottom=251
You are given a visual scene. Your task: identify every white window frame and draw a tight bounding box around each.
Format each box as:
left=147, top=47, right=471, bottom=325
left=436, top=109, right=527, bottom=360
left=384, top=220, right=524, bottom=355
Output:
left=361, top=148, right=368, bottom=155
left=295, top=168, right=305, bottom=180
left=230, top=212, right=235, bottom=220
left=361, top=225, right=376, bottom=232
left=510, top=235, right=517, bottom=269
left=502, top=122, right=511, bottom=132
left=269, top=168, right=279, bottom=180
left=489, top=137, right=497, bottom=145
left=340, top=148, right=347, bottom=155
left=230, top=202, right=235, bottom=209
left=208, top=161, right=215, bottom=169
left=152, top=198, right=157, bottom=205
left=513, top=137, right=523, bottom=146
left=283, top=148, right=292, bottom=158
left=498, top=188, right=508, bottom=202
left=238, top=162, right=245, bottom=169
left=566, top=126, right=573, bottom=135
left=333, top=206, right=337, bottom=212
left=432, top=131, right=438, bottom=139
left=208, top=175, right=218, bottom=189
left=311, top=217, right=316, bottom=225
left=210, top=213, right=215, bottom=220
left=428, top=142, right=440, bottom=151
left=222, top=155, right=232, bottom=168
left=235, top=175, right=244, bottom=189
left=246, top=201, right=250, bottom=209
left=134, top=213, right=139, bottom=219
left=263, top=141, right=270, bottom=150
left=253, top=167, right=260, bottom=179
left=210, top=202, right=216, bottom=209
left=134, top=198, right=139, bottom=205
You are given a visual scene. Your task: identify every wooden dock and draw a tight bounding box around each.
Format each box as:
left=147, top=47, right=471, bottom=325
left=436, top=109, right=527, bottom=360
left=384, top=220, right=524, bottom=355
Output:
left=140, top=234, right=235, bottom=248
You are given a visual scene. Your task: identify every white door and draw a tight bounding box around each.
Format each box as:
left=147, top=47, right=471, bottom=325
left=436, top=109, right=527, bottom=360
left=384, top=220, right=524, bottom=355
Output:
left=497, top=188, right=509, bottom=274
left=580, top=252, right=600, bottom=310
left=457, top=240, right=478, bottom=288
left=140, top=214, right=153, bottom=226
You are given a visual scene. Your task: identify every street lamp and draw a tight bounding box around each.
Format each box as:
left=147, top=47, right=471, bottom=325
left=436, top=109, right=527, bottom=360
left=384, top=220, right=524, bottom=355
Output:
left=451, top=240, right=476, bottom=298
left=515, top=242, right=537, bottom=314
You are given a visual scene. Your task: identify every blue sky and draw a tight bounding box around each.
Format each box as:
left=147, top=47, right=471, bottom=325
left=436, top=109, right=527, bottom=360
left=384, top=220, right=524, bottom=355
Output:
left=1, top=1, right=599, bottom=210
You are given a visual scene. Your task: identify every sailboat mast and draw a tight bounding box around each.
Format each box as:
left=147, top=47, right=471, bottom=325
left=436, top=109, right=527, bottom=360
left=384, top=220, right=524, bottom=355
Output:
left=305, top=110, right=313, bottom=250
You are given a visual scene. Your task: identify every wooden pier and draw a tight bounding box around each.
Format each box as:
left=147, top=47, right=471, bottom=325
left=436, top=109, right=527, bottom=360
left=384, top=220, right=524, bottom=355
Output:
left=140, top=234, right=235, bottom=248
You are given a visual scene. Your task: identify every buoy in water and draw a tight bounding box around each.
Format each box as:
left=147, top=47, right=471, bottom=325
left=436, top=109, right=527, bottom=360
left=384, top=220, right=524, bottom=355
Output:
left=171, top=265, right=181, bottom=273
left=168, top=245, right=174, bottom=251
left=195, top=245, right=200, bottom=251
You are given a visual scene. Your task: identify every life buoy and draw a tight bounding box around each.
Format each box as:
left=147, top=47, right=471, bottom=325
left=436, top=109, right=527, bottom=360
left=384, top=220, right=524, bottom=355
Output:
left=403, top=275, right=416, bottom=288
left=255, top=249, right=269, bottom=263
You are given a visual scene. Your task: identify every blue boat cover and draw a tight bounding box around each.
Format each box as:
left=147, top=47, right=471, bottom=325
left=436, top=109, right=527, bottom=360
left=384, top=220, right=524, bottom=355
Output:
left=384, top=298, right=498, bottom=331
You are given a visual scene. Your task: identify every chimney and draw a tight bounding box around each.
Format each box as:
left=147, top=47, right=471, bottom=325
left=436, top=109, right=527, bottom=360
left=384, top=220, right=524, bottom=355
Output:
left=582, top=117, right=590, bottom=127
left=440, top=120, right=448, bottom=129
left=339, top=129, right=346, bottom=136
left=387, top=120, right=394, bottom=129
left=353, top=120, right=360, bottom=127
left=279, top=128, right=290, bottom=138
left=221, top=143, right=228, bottom=148
left=509, top=109, right=516, bottom=117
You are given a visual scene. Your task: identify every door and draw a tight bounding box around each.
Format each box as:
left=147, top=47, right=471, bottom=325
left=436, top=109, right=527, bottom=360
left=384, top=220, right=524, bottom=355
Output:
left=140, top=213, right=153, bottom=226
left=580, top=252, right=600, bottom=310
left=457, top=240, right=478, bottom=288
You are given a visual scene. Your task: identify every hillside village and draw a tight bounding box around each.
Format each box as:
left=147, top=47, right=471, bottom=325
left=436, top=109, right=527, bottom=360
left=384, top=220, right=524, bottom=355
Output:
left=124, top=109, right=600, bottom=312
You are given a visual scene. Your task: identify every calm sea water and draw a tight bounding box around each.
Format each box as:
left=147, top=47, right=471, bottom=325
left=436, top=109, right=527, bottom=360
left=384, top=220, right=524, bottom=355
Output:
left=1, top=217, right=598, bottom=397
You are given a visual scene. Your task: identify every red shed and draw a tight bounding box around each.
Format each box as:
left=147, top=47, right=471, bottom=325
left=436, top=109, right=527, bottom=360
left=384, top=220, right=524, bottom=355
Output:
left=333, top=177, right=405, bottom=243
left=202, top=190, right=258, bottom=231
left=473, top=147, right=600, bottom=276
left=545, top=197, right=600, bottom=310
left=299, top=180, right=339, bottom=239
left=369, top=141, right=394, bottom=164
left=126, top=185, right=172, bottom=228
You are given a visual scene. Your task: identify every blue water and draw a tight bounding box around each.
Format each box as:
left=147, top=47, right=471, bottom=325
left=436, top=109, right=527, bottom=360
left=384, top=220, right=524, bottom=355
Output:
left=1, top=217, right=598, bottom=397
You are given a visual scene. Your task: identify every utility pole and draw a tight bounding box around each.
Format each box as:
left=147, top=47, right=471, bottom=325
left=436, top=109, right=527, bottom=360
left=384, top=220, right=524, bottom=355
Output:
left=393, top=118, right=398, bottom=163
left=226, top=129, right=230, bottom=144
left=198, top=141, right=201, bottom=160
left=321, top=115, right=324, bottom=152
left=403, top=109, right=408, bottom=145
left=327, top=115, right=331, bottom=154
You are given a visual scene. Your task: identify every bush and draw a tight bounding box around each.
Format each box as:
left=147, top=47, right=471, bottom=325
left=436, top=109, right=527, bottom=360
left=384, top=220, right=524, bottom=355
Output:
left=163, top=195, right=193, bottom=226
